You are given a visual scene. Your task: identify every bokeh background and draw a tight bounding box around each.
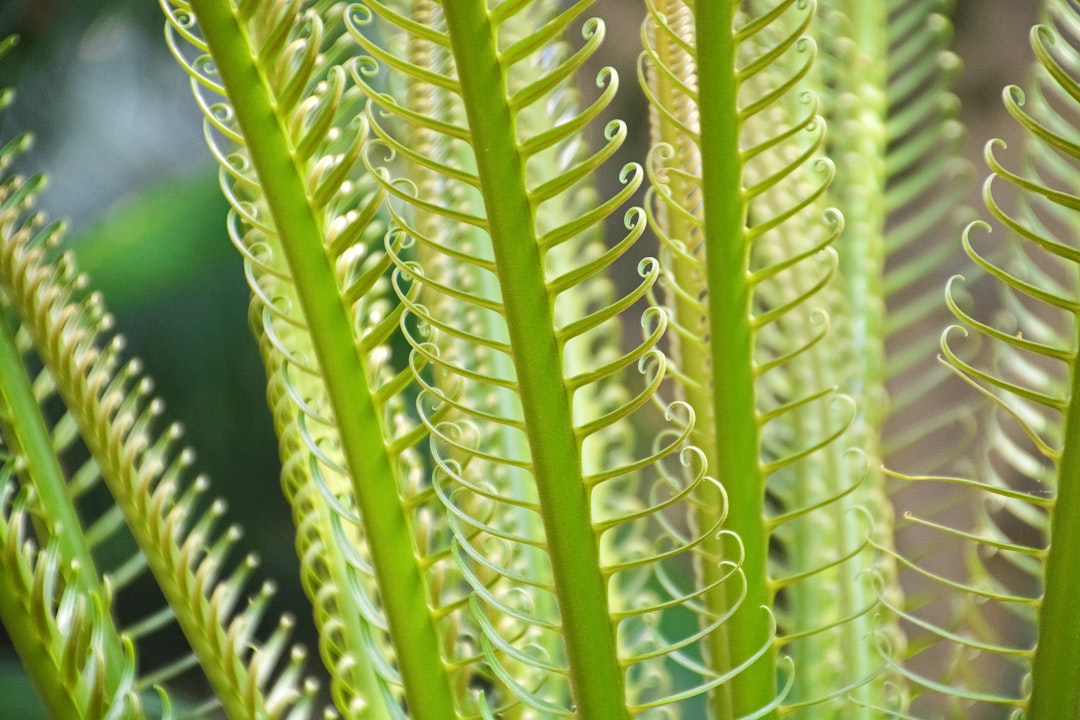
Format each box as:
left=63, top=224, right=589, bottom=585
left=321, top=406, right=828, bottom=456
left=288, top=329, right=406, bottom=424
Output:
left=0, top=1, right=1046, bottom=716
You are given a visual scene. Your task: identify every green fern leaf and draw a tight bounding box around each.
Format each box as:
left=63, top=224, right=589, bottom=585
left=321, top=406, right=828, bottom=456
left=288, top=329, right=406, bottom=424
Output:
left=890, top=2, right=1080, bottom=716
left=0, top=124, right=132, bottom=709
left=349, top=1, right=738, bottom=716
left=0, top=476, right=149, bottom=719
left=162, top=0, right=472, bottom=716
left=640, top=1, right=897, bottom=717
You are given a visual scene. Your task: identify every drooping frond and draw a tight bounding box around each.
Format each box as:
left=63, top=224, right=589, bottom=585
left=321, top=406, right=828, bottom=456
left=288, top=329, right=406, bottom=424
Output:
left=888, top=2, right=1080, bottom=716
left=641, top=1, right=890, bottom=717
left=0, top=63, right=316, bottom=719
left=347, top=1, right=743, bottom=717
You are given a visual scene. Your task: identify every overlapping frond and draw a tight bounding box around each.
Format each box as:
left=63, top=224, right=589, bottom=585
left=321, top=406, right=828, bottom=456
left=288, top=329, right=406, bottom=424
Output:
left=816, top=2, right=982, bottom=715
left=879, top=0, right=975, bottom=436
left=642, top=1, right=890, bottom=717
left=888, top=2, right=1080, bottom=716
left=161, top=0, right=474, bottom=717
left=347, top=1, right=740, bottom=716
left=814, top=3, right=987, bottom=716
left=0, top=77, right=316, bottom=718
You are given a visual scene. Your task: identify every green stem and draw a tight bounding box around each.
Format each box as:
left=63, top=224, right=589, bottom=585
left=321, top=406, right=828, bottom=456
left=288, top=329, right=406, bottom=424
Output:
left=0, top=310, right=127, bottom=709
left=1028, top=355, right=1080, bottom=718
left=837, top=0, right=888, bottom=433
left=695, top=3, right=776, bottom=718
left=441, top=3, right=626, bottom=716
left=187, top=1, right=455, bottom=717
left=824, top=4, right=889, bottom=716
left=648, top=2, right=739, bottom=714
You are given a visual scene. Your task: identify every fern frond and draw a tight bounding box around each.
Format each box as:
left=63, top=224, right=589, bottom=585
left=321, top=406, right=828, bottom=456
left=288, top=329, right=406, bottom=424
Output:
left=818, top=0, right=965, bottom=448
left=891, top=2, right=1080, bottom=715
left=349, top=1, right=738, bottom=716
left=0, top=129, right=133, bottom=712
left=0, top=86, right=317, bottom=719
left=815, top=2, right=981, bottom=716
left=163, top=0, right=475, bottom=716
left=641, top=2, right=888, bottom=717
left=874, top=0, right=981, bottom=546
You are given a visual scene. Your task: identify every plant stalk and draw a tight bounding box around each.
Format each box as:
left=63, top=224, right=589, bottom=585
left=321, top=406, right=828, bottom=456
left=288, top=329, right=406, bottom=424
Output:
left=1028, top=347, right=1080, bottom=717
left=0, top=308, right=128, bottom=708
left=187, top=0, right=456, bottom=716
left=441, top=2, right=627, bottom=716
left=695, top=3, right=777, bottom=718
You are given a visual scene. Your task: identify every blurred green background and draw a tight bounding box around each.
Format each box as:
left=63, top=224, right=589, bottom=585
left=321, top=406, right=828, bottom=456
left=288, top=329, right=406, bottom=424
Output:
left=0, top=0, right=1042, bottom=716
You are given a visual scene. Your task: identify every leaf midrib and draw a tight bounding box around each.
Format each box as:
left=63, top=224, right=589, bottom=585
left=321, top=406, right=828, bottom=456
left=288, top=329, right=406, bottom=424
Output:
left=1029, top=343, right=1080, bottom=717
left=0, top=307, right=127, bottom=713
left=441, top=3, right=626, bottom=717
left=695, top=4, right=776, bottom=718
left=187, top=1, right=455, bottom=717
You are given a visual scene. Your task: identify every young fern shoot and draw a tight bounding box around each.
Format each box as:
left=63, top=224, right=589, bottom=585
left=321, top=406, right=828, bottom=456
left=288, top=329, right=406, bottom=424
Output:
left=641, top=2, right=888, bottom=717
left=349, top=0, right=742, bottom=716
left=160, top=0, right=748, bottom=716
